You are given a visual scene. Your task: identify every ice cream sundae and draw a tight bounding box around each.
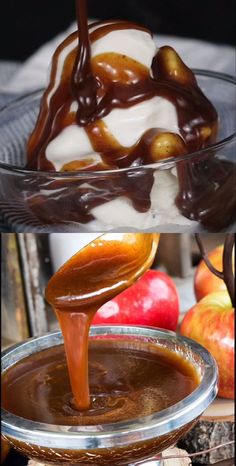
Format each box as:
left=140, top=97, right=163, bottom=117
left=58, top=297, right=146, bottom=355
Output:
left=25, top=0, right=235, bottom=230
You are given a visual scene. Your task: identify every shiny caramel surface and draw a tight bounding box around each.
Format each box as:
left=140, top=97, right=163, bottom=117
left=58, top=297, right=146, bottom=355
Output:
left=2, top=340, right=199, bottom=426
left=45, top=233, right=159, bottom=311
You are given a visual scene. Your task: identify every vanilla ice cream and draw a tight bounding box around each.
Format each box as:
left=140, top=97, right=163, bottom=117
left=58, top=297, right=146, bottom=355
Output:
left=26, top=16, right=218, bottom=230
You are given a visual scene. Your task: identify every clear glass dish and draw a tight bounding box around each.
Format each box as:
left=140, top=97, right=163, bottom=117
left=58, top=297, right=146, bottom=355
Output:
left=0, top=71, right=235, bottom=233
left=1, top=325, right=218, bottom=466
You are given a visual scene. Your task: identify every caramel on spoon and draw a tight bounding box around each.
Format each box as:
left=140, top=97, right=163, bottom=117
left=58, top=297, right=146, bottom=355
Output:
left=45, top=233, right=159, bottom=410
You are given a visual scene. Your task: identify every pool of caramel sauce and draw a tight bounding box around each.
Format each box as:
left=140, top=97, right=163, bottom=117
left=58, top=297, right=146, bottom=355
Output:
left=2, top=340, right=199, bottom=426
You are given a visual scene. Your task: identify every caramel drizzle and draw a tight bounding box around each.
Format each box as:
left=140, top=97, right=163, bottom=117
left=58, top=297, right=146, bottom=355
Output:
left=26, top=3, right=217, bottom=172
left=25, top=0, right=236, bottom=231
left=71, top=0, right=98, bottom=125
left=45, top=233, right=159, bottom=410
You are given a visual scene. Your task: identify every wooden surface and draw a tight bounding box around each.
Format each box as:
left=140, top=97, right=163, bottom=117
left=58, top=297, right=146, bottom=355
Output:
left=17, top=234, right=49, bottom=336
left=179, top=397, right=235, bottom=464
left=1, top=233, right=29, bottom=348
left=203, top=398, right=234, bottom=422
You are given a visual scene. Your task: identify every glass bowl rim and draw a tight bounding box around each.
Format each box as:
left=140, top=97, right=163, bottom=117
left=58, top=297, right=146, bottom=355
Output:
left=0, top=69, right=235, bottom=178
left=1, top=325, right=218, bottom=450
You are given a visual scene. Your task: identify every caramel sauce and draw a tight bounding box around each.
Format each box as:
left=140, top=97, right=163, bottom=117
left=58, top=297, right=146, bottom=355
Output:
left=2, top=341, right=199, bottom=426
left=25, top=0, right=235, bottom=230
left=45, top=233, right=159, bottom=410
left=2, top=233, right=202, bottom=464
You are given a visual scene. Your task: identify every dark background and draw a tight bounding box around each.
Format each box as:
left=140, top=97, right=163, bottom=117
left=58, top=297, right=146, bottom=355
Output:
left=0, top=0, right=236, bottom=61
left=4, top=450, right=26, bottom=466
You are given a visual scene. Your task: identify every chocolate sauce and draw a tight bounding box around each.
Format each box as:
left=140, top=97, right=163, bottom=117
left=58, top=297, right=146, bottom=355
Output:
left=45, top=233, right=159, bottom=410
left=26, top=17, right=217, bottom=168
left=25, top=0, right=235, bottom=230
left=176, top=158, right=236, bottom=230
left=71, top=0, right=98, bottom=125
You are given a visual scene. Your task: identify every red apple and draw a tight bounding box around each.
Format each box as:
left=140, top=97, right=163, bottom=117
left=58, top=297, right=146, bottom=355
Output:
left=92, top=270, right=180, bottom=331
left=180, top=291, right=234, bottom=399
left=194, top=244, right=233, bottom=301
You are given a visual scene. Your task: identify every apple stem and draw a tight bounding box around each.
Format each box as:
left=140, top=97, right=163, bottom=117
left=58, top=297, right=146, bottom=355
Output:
left=195, top=234, right=224, bottom=279
left=223, top=234, right=235, bottom=308
left=195, top=234, right=235, bottom=308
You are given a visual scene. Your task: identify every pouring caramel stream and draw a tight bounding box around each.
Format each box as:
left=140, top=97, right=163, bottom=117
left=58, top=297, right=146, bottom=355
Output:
left=45, top=233, right=159, bottom=410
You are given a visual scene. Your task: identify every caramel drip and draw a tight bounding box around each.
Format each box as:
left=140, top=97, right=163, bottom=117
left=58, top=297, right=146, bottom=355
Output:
left=45, top=233, right=159, bottom=410
left=55, top=309, right=93, bottom=410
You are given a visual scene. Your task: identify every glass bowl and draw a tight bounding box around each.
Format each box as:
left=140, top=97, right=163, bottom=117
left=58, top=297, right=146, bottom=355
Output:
left=1, top=326, right=218, bottom=466
left=0, top=71, right=235, bottom=233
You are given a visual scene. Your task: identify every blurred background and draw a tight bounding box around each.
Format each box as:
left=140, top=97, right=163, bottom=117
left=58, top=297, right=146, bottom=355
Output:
left=1, top=232, right=225, bottom=350
left=1, top=0, right=236, bottom=61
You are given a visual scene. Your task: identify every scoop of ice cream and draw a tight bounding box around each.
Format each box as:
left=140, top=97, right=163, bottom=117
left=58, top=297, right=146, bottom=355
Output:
left=88, top=171, right=198, bottom=231
left=46, top=97, right=179, bottom=171
left=27, top=20, right=218, bottom=172
left=25, top=18, right=221, bottom=231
